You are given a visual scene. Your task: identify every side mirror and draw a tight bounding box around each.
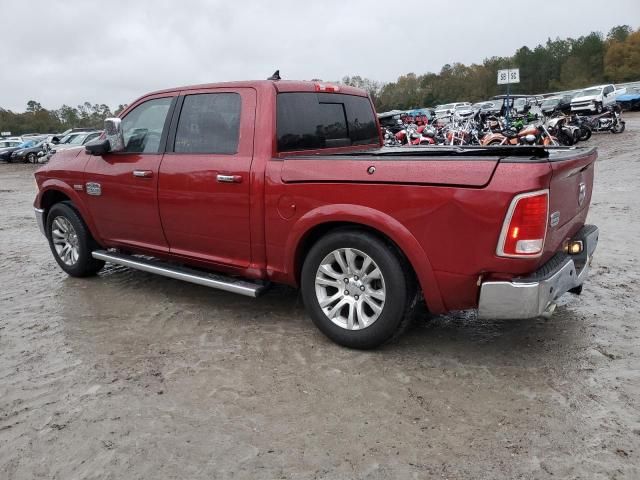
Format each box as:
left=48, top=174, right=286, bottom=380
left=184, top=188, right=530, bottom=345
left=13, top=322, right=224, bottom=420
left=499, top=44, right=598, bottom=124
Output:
left=85, top=117, right=125, bottom=155
left=104, top=117, right=125, bottom=152
left=85, top=138, right=111, bottom=156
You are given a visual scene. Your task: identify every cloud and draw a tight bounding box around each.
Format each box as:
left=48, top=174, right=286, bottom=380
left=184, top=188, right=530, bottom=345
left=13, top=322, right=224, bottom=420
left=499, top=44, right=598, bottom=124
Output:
left=1, top=0, right=638, bottom=111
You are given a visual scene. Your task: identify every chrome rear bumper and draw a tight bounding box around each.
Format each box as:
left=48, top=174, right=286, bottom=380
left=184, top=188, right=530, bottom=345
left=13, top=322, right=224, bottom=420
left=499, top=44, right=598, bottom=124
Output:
left=478, top=225, right=599, bottom=319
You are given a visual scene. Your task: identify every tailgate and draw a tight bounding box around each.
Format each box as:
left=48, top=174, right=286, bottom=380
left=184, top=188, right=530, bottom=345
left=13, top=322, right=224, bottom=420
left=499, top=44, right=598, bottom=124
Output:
left=546, top=148, right=597, bottom=250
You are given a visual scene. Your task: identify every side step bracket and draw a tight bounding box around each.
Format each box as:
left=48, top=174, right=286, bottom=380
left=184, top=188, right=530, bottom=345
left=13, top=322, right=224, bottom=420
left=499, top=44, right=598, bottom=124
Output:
left=92, top=250, right=268, bottom=298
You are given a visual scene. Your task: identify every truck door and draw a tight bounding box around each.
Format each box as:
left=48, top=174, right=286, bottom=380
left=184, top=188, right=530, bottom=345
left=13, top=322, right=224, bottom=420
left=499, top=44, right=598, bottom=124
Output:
left=84, top=95, right=176, bottom=251
left=158, top=88, right=256, bottom=268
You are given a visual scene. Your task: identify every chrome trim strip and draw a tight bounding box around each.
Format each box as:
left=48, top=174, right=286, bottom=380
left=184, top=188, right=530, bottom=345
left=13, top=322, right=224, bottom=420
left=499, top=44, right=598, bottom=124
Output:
left=34, top=207, right=46, bottom=236
left=91, top=250, right=266, bottom=298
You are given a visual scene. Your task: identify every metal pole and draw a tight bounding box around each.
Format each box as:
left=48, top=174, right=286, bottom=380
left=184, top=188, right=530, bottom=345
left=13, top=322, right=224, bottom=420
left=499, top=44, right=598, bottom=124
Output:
left=506, top=69, right=511, bottom=126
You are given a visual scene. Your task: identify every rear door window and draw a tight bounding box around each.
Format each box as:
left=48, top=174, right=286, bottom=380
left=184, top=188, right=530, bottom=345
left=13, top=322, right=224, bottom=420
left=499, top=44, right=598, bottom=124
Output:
left=277, top=93, right=379, bottom=152
left=174, top=93, right=241, bottom=154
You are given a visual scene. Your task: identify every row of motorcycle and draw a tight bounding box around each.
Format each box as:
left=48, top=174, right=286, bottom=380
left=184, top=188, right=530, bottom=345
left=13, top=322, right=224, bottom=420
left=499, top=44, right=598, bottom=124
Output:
left=382, top=105, right=626, bottom=147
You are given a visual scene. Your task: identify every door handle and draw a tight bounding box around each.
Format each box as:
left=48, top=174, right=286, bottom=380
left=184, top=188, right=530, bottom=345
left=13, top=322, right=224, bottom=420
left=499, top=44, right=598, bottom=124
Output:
left=133, top=170, right=153, bottom=178
left=216, top=174, right=242, bottom=184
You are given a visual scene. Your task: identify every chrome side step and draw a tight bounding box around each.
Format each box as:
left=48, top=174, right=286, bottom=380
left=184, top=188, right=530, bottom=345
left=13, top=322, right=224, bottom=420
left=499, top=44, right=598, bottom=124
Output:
left=92, top=250, right=268, bottom=298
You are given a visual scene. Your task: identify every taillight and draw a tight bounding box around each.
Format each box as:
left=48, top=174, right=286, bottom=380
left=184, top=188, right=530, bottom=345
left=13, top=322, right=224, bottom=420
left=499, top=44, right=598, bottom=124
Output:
left=497, top=190, right=549, bottom=257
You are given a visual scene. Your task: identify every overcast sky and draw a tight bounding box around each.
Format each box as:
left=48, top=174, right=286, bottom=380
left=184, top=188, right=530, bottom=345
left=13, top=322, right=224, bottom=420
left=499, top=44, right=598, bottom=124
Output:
left=2, top=0, right=638, bottom=112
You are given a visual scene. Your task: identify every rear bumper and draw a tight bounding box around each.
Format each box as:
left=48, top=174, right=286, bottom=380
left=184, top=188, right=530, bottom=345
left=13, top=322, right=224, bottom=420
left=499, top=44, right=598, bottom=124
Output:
left=478, top=225, right=599, bottom=319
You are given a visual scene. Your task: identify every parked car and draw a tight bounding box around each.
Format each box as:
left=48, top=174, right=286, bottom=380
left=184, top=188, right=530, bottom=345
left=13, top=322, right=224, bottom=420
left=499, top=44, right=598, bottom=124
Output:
left=541, top=95, right=573, bottom=116
left=51, top=131, right=102, bottom=153
left=435, top=102, right=471, bottom=118
left=472, top=101, right=501, bottom=115
left=10, top=139, right=48, bottom=163
left=616, top=87, right=640, bottom=111
left=34, top=79, right=599, bottom=349
left=1, top=139, right=39, bottom=162
left=0, top=139, right=23, bottom=149
left=571, top=84, right=621, bottom=114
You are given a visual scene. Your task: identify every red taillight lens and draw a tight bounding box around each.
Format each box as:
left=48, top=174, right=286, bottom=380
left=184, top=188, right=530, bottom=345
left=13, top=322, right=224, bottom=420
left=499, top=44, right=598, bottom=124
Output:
left=498, top=190, right=549, bottom=257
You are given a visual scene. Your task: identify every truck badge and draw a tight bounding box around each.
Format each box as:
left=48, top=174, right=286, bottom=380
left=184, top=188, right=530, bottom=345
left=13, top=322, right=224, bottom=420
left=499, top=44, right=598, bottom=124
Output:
left=86, top=182, right=102, bottom=196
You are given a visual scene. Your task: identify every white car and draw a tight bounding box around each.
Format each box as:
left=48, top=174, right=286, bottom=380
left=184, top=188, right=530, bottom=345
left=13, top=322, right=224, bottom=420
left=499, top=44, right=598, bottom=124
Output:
left=435, top=102, right=471, bottom=119
left=571, top=84, right=623, bottom=114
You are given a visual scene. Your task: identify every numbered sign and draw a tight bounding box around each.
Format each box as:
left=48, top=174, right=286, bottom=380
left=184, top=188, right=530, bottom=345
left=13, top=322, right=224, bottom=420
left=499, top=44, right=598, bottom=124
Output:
left=497, top=68, right=520, bottom=85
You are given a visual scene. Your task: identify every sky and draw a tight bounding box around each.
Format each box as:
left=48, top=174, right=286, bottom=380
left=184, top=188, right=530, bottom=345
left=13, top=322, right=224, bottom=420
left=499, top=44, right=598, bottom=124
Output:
left=1, top=0, right=638, bottom=112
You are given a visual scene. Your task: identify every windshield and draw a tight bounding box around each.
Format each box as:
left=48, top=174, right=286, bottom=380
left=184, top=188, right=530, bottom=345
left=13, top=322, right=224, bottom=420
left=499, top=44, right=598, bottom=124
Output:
left=58, top=134, right=79, bottom=144
left=438, top=104, right=455, bottom=110
left=68, top=134, right=89, bottom=145
left=543, top=98, right=560, bottom=107
left=579, top=88, right=603, bottom=97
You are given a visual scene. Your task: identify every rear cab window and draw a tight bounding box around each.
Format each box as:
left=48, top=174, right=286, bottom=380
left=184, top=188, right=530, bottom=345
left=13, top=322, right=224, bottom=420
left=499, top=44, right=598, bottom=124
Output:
left=276, top=92, right=379, bottom=153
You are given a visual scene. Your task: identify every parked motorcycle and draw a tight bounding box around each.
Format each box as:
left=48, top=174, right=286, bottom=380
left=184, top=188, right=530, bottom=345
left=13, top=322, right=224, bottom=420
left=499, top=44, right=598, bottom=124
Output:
left=547, top=115, right=579, bottom=146
left=585, top=104, right=626, bottom=134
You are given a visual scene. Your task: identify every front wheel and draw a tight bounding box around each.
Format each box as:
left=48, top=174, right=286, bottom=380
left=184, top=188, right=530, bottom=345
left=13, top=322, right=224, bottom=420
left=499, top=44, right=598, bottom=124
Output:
left=26, top=153, right=36, bottom=163
left=595, top=102, right=603, bottom=114
left=301, top=230, right=416, bottom=349
left=46, top=202, right=105, bottom=277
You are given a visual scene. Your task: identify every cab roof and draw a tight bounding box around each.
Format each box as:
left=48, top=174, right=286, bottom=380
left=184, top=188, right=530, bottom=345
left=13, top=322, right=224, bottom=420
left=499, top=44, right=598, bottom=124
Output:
left=143, top=80, right=369, bottom=98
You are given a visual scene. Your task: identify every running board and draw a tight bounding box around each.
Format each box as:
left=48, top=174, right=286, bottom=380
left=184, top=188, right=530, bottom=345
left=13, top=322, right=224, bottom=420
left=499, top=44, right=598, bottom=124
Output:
left=92, top=250, right=268, bottom=298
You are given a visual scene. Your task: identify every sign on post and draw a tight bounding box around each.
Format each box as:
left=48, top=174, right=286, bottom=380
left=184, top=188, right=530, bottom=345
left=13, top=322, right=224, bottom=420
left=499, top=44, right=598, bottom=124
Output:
left=497, top=68, right=520, bottom=85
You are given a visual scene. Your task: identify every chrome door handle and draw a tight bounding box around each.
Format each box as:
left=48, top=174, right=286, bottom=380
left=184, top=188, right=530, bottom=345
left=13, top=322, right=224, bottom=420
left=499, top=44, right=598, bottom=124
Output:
left=216, top=174, right=242, bottom=183
left=133, top=170, right=153, bottom=178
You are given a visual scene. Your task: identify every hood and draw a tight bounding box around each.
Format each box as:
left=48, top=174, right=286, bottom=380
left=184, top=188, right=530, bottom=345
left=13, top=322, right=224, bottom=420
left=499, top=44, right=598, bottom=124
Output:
left=571, top=94, right=598, bottom=103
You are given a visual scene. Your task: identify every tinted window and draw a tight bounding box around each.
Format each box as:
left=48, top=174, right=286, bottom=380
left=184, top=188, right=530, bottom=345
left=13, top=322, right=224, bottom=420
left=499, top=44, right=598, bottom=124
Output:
left=174, top=93, right=241, bottom=154
left=277, top=93, right=378, bottom=152
left=122, top=97, right=172, bottom=153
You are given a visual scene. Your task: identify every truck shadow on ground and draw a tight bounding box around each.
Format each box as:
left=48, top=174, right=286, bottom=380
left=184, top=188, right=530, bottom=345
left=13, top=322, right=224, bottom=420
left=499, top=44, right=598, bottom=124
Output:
left=60, top=265, right=590, bottom=370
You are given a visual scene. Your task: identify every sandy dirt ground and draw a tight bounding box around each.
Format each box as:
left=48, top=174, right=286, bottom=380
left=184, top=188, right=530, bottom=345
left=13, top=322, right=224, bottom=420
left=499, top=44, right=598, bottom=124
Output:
left=1, top=115, right=639, bottom=479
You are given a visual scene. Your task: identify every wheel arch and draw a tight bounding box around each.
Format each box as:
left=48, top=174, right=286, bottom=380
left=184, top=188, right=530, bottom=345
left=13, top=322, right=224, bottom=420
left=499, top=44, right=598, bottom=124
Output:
left=37, top=181, right=103, bottom=245
left=287, top=206, right=445, bottom=314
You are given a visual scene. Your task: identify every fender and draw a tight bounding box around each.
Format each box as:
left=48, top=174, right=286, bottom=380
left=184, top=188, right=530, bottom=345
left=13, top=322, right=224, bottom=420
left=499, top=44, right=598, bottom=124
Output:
left=37, top=179, right=105, bottom=245
left=284, top=204, right=446, bottom=314
left=480, top=133, right=506, bottom=146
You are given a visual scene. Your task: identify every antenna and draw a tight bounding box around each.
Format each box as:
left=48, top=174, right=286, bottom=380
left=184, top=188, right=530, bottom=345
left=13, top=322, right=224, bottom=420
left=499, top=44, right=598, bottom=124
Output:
left=267, top=70, right=281, bottom=81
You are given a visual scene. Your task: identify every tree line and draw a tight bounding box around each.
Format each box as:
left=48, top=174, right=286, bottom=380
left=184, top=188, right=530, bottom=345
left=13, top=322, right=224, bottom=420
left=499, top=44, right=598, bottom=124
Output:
left=1, top=25, right=638, bottom=135
left=0, top=101, right=128, bottom=136
left=343, top=25, right=639, bottom=112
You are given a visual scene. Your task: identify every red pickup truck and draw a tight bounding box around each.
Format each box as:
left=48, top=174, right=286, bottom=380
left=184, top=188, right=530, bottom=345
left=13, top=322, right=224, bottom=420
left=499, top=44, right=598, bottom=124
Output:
left=34, top=79, right=599, bottom=349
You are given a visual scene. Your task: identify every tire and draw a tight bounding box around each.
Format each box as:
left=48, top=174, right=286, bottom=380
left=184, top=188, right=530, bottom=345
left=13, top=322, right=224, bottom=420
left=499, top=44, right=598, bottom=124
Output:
left=27, top=153, right=36, bottom=163
left=300, top=229, right=417, bottom=349
left=595, top=102, right=603, bottom=114
left=46, top=202, right=104, bottom=277
left=612, top=121, right=626, bottom=134
left=487, top=139, right=503, bottom=146
left=579, top=126, right=592, bottom=141
left=557, top=131, right=574, bottom=146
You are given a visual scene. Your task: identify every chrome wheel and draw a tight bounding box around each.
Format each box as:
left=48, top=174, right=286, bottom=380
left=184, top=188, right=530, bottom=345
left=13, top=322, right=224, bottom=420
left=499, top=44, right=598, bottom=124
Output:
left=314, top=248, right=386, bottom=330
left=51, top=216, right=80, bottom=266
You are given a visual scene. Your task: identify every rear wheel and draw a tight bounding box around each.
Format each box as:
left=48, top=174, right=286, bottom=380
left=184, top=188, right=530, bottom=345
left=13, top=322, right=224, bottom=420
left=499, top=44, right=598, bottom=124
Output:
left=46, top=202, right=104, bottom=277
left=579, top=126, right=592, bottom=141
left=301, top=229, right=416, bottom=349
